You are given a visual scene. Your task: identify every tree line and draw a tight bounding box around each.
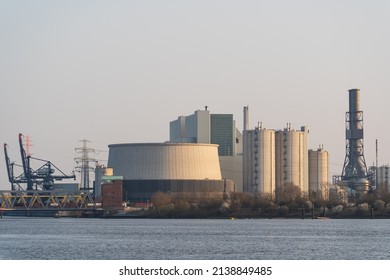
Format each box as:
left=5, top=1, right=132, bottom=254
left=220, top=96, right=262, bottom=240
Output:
left=148, top=182, right=390, bottom=218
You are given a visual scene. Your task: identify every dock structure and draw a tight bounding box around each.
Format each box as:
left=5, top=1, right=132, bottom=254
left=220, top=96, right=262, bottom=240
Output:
left=0, top=190, right=101, bottom=216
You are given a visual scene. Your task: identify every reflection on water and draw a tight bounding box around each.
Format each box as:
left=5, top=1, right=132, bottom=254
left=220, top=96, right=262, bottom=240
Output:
left=1, top=217, right=390, bottom=260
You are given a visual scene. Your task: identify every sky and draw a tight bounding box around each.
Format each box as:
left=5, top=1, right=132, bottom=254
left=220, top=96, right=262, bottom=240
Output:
left=1, top=0, right=390, bottom=190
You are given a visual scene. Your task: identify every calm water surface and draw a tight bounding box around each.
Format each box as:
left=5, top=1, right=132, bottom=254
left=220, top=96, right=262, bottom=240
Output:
left=1, top=217, right=389, bottom=260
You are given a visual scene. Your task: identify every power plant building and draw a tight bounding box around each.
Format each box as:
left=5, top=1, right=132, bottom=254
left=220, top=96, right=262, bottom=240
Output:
left=210, top=114, right=236, bottom=156
left=243, top=127, right=275, bottom=197
left=169, top=108, right=243, bottom=191
left=308, top=146, right=329, bottom=199
left=275, top=125, right=309, bottom=195
left=107, top=143, right=234, bottom=201
left=169, top=108, right=241, bottom=156
left=170, top=110, right=210, bottom=143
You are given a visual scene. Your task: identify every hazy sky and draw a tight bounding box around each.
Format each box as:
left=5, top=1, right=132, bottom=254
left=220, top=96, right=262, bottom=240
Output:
left=1, top=0, right=390, bottom=190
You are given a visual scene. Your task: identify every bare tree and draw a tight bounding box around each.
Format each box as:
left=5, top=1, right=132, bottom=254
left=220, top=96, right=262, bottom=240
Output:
left=275, top=182, right=302, bottom=204
left=151, top=192, right=172, bottom=217
left=374, top=182, right=390, bottom=203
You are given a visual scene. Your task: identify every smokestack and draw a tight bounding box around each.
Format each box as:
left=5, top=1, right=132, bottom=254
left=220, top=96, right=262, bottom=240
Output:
left=376, top=139, right=378, bottom=187
left=341, top=88, right=369, bottom=193
left=349, top=89, right=362, bottom=130
left=243, top=106, right=249, bottom=131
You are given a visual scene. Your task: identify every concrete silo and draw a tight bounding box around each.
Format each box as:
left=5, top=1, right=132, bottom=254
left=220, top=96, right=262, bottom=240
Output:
left=243, top=126, right=275, bottom=197
left=377, top=165, right=390, bottom=192
left=275, top=125, right=309, bottom=195
left=309, top=146, right=329, bottom=200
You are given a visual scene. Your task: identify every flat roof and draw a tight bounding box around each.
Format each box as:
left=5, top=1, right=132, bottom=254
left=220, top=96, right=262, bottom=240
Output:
left=108, top=142, right=219, bottom=148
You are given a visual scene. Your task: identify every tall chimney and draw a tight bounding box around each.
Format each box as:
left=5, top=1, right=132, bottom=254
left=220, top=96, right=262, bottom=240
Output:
left=341, top=88, right=369, bottom=193
left=243, top=106, right=249, bottom=131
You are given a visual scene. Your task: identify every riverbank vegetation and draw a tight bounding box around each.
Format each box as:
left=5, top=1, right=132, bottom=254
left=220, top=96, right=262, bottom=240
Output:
left=147, top=183, right=390, bottom=219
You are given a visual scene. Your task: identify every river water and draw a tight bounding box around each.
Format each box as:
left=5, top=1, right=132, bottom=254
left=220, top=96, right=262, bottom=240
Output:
left=0, top=217, right=389, bottom=260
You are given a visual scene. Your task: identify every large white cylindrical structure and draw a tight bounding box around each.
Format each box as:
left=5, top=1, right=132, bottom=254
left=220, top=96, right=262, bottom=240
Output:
left=243, top=128, right=275, bottom=197
left=275, top=126, right=309, bottom=195
left=309, top=147, right=329, bottom=199
left=108, top=143, right=222, bottom=180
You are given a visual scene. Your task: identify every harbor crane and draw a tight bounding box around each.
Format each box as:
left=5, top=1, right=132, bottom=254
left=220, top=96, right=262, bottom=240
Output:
left=4, top=143, right=26, bottom=190
left=3, top=133, right=76, bottom=191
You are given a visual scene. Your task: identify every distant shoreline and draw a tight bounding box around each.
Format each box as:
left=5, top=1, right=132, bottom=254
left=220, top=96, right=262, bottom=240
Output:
left=2, top=205, right=390, bottom=219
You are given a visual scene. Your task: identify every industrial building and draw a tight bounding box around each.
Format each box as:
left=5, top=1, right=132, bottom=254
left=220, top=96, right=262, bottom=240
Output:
left=169, top=107, right=242, bottom=156
left=170, top=109, right=210, bottom=144
left=107, top=143, right=234, bottom=201
left=101, top=176, right=123, bottom=210
left=242, top=107, right=310, bottom=198
left=275, top=125, right=309, bottom=195
left=210, top=114, right=237, bottom=156
left=377, top=165, right=390, bottom=191
left=243, top=126, right=275, bottom=197
left=341, top=89, right=371, bottom=194
left=328, top=185, right=348, bottom=204
left=308, top=146, right=329, bottom=199
left=169, top=107, right=243, bottom=191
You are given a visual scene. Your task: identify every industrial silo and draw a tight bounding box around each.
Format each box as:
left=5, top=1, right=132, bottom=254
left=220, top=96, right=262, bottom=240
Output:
left=243, top=127, right=275, bottom=197
left=275, top=125, right=309, bottom=195
left=309, top=146, right=329, bottom=199
left=377, top=165, right=390, bottom=191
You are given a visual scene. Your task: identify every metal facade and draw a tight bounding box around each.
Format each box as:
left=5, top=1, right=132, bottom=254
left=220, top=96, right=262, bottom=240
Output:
left=210, top=114, right=234, bottom=156
left=122, top=179, right=234, bottom=201
left=108, top=143, right=222, bottom=180
left=341, top=89, right=370, bottom=193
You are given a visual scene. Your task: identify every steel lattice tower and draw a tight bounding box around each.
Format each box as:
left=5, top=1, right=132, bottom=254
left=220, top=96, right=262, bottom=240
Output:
left=74, top=140, right=95, bottom=190
left=341, top=89, right=369, bottom=193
